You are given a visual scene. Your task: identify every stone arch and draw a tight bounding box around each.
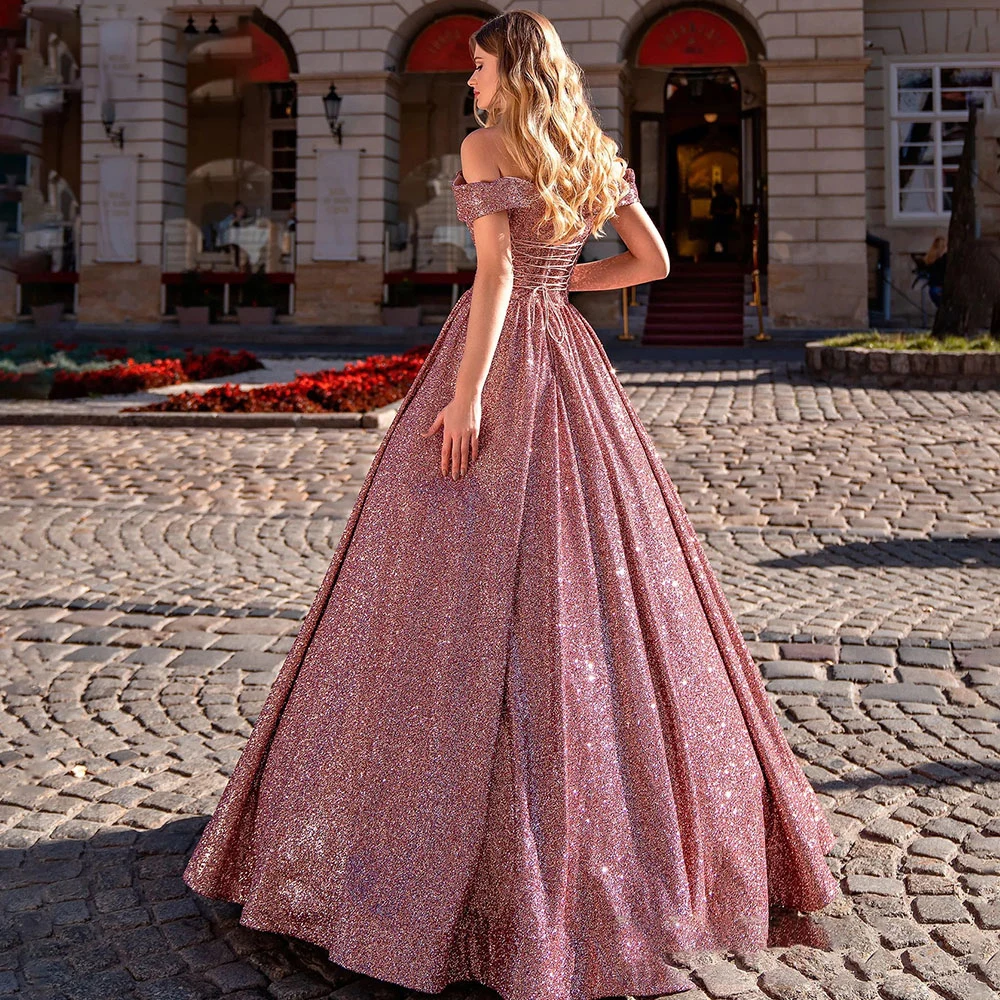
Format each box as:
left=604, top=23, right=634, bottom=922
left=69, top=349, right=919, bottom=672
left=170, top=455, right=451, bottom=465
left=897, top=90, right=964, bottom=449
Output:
left=616, top=0, right=768, bottom=66
left=386, top=1, right=500, bottom=74
left=249, top=9, right=299, bottom=76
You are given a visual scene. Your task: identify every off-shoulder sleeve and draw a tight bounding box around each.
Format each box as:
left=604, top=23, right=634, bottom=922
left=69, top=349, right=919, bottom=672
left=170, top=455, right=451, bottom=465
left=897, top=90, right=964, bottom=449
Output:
left=451, top=171, right=537, bottom=226
left=614, top=167, right=639, bottom=212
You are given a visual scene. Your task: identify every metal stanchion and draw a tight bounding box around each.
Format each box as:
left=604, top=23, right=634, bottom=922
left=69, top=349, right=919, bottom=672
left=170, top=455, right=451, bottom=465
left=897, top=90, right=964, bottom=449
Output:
left=617, top=286, right=636, bottom=341
left=751, top=208, right=771, bottom=342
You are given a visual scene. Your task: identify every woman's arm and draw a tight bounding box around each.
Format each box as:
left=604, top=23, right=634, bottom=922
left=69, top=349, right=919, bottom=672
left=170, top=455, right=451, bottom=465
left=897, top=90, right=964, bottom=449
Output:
left=568, top=199, right=670, bottom=293
left=422, top=129, right=514, bottom=481
left=453, top=134, right=516, bottom=401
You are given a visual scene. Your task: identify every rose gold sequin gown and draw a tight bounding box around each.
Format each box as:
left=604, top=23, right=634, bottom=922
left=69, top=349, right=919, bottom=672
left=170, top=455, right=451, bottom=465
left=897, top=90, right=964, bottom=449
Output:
left=182, top=167, right=841, bottom=1000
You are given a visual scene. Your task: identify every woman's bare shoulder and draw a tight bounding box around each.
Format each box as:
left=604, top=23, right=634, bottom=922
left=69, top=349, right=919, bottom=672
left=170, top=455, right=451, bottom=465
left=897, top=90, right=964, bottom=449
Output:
left=460, top=128, right=509, bottom=182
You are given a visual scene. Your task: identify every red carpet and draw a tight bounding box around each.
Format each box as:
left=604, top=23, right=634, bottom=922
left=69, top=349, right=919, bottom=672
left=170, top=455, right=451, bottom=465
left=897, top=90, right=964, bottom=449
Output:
left=642, top=261, right=746, bottom=347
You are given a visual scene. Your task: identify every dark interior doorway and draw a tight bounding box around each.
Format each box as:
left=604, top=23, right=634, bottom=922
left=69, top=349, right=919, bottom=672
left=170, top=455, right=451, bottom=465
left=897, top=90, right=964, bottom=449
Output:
left=633, top=67, right=762, bottom=269
left=663, top=68, right=743, bottom=263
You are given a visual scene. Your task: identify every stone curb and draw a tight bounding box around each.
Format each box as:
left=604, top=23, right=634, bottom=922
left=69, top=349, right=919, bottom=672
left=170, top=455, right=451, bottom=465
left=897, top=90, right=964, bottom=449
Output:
left=804, top=340, right=1000, bottom=388
left=0, top=401, right=402, bottom=429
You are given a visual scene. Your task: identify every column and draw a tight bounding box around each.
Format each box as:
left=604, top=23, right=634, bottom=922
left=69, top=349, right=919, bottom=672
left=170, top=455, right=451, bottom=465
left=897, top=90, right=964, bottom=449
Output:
left=292, top=70, right=399, bottom=325
left=77, top=7, right=186, bottom=323
left=761, top=55, right=871, bottom=328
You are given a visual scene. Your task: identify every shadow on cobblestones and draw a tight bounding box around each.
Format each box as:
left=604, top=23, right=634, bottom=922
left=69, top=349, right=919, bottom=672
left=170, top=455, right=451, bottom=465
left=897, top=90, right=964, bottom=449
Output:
left=1, top=817, right=415, bottom=1000
left=761, top=537, right=1000, bottom=570
left=2, top=815, right=846, bottom=1000
left=809, top=761, right=1000, bottom=797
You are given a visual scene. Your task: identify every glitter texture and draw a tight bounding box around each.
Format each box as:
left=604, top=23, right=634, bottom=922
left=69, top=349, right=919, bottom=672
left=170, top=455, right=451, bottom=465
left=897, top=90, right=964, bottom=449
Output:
left=182, top=164, right=841, bottom=1000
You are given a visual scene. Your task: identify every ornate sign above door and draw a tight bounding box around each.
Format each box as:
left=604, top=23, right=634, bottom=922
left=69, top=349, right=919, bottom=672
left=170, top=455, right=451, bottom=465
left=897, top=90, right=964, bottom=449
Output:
left=637, top=9, right=749, bottom=67
left=404, top=14, right=489, bottom=73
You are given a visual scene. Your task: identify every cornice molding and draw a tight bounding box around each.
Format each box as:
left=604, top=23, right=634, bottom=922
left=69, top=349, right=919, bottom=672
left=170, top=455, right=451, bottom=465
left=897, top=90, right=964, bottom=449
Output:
left=760, top=57, right=872, bottom=83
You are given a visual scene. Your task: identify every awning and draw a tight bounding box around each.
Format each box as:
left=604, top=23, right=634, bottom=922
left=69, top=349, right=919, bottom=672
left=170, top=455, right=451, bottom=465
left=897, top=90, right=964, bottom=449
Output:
left=0, top=0, right=23, bottom=31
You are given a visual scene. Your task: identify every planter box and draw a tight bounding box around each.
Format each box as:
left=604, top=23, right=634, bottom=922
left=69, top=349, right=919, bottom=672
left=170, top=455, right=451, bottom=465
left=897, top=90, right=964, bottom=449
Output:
left=805, top=341, right=1000, bottom=389
left=381, top=305, right=423, bottom=326
left=31, top=303, right=65, bottom=326
left=176, top=305, right=211, bottom=326
left=237, top=305, right=276, bottom=325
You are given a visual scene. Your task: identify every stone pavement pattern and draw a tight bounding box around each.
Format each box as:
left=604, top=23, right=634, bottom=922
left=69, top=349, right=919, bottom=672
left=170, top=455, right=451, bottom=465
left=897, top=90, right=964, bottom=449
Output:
left=1, top=354, right=999, bottom=999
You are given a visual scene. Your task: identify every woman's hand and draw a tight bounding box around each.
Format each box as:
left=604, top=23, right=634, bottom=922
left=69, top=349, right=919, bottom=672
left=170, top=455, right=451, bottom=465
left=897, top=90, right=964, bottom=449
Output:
left=421, top=392, right=482, bottom=480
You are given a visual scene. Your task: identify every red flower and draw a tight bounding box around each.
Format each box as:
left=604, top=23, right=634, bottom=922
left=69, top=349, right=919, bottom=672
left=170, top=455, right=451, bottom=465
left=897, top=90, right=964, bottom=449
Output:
left=46, top=348, right=263, bottom=399
left=128, top=345, right=432, bottom=413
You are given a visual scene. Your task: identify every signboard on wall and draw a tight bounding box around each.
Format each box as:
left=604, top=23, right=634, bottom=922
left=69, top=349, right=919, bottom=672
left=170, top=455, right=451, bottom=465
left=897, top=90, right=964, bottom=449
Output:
left=97, top=154, right=138, bottom=262
left=636, top=10, right=748, bottom=67
left=98, top=18, right=138, bottom=105
left=314, top=148, right=360, bottom=261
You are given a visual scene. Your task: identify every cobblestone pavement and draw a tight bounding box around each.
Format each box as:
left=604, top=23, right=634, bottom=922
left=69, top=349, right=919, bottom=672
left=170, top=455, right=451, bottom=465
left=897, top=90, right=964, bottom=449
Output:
left=1, top=354, right=999, bottom=1000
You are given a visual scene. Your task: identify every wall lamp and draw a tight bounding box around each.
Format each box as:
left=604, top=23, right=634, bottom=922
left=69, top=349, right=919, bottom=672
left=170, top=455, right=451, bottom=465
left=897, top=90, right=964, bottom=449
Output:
left=183, top=15, right=220, bottom=35
left=323, top=83, right=343, bottom=145
left=101, top=99, right=124, bottom=148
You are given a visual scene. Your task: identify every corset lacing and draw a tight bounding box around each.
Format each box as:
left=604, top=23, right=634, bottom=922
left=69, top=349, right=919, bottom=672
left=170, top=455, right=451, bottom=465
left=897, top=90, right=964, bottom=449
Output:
left=508, top=236, right=585, bottom=296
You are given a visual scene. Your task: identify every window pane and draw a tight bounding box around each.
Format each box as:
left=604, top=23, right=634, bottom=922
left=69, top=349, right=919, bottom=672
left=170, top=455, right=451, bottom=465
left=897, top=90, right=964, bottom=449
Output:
left=897, top=120, right=934, bottom=172
left=940, top=67, right=994, bottom=113
left=896, top=120, right=936, bottom=214
left=897, top=67, right=933, bottom=113
left=899, top=177, right=936, bottom=213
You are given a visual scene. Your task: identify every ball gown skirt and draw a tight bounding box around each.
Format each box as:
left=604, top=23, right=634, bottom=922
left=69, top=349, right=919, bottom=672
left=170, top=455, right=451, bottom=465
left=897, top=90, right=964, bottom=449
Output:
left=182, top=167, right=841, bottom=1000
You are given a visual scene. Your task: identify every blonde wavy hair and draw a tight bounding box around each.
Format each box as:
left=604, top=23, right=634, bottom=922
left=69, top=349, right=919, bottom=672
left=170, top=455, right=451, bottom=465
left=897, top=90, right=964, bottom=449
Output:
left=470, top=10, right=631, bottom=245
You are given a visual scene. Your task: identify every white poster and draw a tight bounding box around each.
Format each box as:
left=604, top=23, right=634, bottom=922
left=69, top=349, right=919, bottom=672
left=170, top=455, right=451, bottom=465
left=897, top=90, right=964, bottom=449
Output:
left=314, top=148, right=360, bottom=261
left=98, top=18, right=138, bottom=106
left=97, top=154, right=138, bottom=262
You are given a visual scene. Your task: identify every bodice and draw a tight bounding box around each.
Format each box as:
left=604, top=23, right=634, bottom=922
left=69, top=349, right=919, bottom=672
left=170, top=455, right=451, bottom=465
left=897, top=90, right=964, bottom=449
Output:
left=451, top=167, right=638, bottom=297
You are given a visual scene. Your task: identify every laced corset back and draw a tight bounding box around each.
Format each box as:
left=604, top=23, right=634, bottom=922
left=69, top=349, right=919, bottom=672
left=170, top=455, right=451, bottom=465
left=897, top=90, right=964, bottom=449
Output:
left=451, top=168, right=638, bottom=296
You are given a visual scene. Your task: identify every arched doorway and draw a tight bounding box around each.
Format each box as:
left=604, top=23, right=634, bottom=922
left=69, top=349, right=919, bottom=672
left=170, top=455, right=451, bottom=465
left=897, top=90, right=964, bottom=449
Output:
left=163, top=10, right=298, bottom=321
left=629, top=5, right=764, bottom=264
left=386, top=11, right=488, bottom=324
left=626, top=4, right=766, bottom=345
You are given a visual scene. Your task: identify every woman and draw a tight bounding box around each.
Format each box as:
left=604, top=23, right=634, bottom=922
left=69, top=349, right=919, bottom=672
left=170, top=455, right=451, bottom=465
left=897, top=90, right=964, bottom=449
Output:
left=923, top=235, right=948, bottom=307
left=182, top=11, right=841, bottom=1000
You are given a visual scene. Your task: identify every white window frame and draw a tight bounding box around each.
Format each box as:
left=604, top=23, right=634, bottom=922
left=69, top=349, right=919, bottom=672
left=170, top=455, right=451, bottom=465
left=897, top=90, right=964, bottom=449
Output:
left=885, top=58, right=1000, bottom=226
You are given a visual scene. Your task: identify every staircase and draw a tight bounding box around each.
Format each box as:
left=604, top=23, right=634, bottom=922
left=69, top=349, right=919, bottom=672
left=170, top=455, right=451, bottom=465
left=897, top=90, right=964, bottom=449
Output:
left=641, top=261, right=746, bottom=346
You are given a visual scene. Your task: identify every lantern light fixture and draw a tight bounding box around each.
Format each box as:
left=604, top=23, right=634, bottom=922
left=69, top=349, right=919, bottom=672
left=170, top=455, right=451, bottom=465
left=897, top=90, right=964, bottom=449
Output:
left=101, top=99, right=124, bottom=148
left=206, top=16, right=221, bottom=35
left=183, top=15, right=198, bottom=35
left=323, top=83, right=343, bottom=144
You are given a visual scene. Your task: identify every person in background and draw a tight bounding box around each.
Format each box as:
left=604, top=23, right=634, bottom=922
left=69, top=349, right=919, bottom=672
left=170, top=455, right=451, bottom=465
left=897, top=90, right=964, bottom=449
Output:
left=280, top=200, right=296, bottom=263
left=215, top=200, right=248, bottom=250
left=923, top=235, right=948, bottom=307
left=709, top=182, right=738, bottom=257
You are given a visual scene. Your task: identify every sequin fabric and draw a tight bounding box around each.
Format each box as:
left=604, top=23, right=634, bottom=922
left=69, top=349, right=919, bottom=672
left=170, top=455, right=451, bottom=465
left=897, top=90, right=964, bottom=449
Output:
left=182, top=164, right=841, bottom=1000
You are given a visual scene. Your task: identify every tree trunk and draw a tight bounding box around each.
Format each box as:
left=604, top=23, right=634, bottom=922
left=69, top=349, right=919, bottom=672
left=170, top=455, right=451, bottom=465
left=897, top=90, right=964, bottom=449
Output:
left=932, top=106, right=978, bottom=339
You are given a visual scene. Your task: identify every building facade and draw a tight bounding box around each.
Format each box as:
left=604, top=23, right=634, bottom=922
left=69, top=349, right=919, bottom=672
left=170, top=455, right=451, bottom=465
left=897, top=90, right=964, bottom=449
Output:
left=1, top=0, right=998, bottom=335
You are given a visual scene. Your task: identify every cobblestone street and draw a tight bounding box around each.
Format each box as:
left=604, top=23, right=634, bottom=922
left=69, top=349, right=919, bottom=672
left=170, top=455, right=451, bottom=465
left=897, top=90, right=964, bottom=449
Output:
left=2, top=353, right=999, bottom=1000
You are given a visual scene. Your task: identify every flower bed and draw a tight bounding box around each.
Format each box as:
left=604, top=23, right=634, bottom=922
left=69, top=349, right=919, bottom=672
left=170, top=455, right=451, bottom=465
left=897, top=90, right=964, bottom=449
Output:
left=805, top=334, right=1000, bottom=389
left=819, top=331, right=1000, bottom=352
left=0, top=343, right=263, bottom=399
left=128, top=346, right=432, bottom=414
